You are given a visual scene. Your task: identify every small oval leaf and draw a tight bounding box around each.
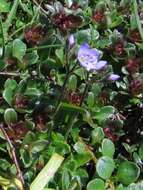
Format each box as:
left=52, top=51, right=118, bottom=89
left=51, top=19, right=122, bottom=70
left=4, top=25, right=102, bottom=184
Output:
left=96, top=156, right=115, bottom=179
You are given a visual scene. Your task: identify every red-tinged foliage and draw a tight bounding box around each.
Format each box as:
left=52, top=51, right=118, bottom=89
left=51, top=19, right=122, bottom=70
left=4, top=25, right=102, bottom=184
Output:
left=52, top=11, right=82, bottom=31
left=92, top=10, right=105, bottom=23
left=24, top=25, right=47, bottom=45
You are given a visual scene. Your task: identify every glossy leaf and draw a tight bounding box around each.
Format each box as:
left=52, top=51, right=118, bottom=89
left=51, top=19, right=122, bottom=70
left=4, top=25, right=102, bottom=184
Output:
left=117, top=161, right=140, bottom=185
left=87, top=178, right=105, bottom=190
left=101, top=138, right=115, bottom=158
left=96, top=156, right=115, bottom=179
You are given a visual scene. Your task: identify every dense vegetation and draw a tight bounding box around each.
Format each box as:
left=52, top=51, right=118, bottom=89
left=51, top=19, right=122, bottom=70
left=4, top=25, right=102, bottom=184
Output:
left=0, top=0, right=143, bottom=189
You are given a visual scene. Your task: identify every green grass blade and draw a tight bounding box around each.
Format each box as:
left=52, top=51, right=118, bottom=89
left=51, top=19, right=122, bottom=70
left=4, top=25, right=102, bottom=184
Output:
left=133, top=0, right=143, bottom=40
left=30, top=153, right=64, bottom=190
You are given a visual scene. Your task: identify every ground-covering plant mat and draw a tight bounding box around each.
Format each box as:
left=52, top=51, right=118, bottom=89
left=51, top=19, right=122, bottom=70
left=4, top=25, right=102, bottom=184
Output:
left=0, top=0, right=143, bottom=189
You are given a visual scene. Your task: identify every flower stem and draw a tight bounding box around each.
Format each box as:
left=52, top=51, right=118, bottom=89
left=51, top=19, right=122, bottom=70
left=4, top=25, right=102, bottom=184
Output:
left=79, top=73, right=90, bottom=106
left=26, top=44, right=62, bottom=52
left=0, top=124, right=24, bottom=189
left=49, top=47, right=77, bottom=139
left=52, top=64, right=77, bottom=120
left=65, top=73, right=90, bottom=140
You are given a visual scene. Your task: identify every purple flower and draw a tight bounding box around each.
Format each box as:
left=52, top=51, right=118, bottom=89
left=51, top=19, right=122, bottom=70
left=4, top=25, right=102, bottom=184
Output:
left=108, top=74, right=120, bottom=81
left=77, top=43, right=107, bottom=71
left=68, top=34, right=75, bottom=47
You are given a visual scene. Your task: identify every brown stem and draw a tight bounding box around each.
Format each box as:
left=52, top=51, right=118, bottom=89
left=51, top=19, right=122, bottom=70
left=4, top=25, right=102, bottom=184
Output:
left=0, top=124, right=24, bottom=188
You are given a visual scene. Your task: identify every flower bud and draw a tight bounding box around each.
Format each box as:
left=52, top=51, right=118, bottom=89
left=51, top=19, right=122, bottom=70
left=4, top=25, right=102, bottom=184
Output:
left=68, top=34, right=75, bottom=47
left=108, top=74, right=120, bottom=81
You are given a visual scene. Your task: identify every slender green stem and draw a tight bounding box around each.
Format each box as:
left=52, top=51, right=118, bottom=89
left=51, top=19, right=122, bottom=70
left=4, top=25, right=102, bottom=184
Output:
left=52, top=64, right=77, bottom=120
left=8, top=0, right=40, bottom=40
left=65, top=73, right=90, bottom=140
left=5, top=0, right=19, bottom=33
left=8, top=22, right=30, bottom=39
left=26, top=44, right=62, bottom=52
left=133, top=0, right=143, bottom=40
left=79, top=73, right=90, bottom=106
left=48, top=37, right=57, bottom=58
left=55, top=73, right=70, bottom=110
left=0, top=17, right=5, bottom=58
left=49, top=59, right=77, bottom=140
left=19, top=0, right=33, bottom=17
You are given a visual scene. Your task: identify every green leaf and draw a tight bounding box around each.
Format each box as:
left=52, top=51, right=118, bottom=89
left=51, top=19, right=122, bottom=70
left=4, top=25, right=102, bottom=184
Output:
left=20, top=149, right=32, bottom=168
left=109, top=16, right=123, bottom=28
left=87, top=92, right=94, bottom=107
left=122, top=143, right=136, bottom=154
left=30, top=153, right=64, bottom=190
left=62, top=170, right=71, bottom=190
left=74, top=141, right=88, bottom=154
left=91, top=83, right=102, bottom=97
left=127, top=181, right=143, bottom=190
left=12, top=39, right=27, bottom=61
left=117, top=161, right=140, bottom=185
left=68, top=75, right=77, bottom=91
left=30, top=140, right=49, bottom=154
left=43, top=58, right=63, bottom=69
left=49, top=141, right=71, bottom=156
left=91, top=127, right=105, bottom=145
left=116, top=184, right=126, bottom=190
left=22, top=131, right=36, bottom=145
left=4, top=108, right=18, bottom=124
left=139, top=144, right=143, bottom=160
left=3, top=79, right=17, bottom=105
left=23, top=51, right=39, bottom=65
left=133, top=152, right=142, bottom=165
left=101, top=138, right=115, bottom=158
left=74, top=154, right=92, bottom=168
left=95, top=106, right=115, bottom=122
left=4, top=78, right=17, bottom=90
left=87, top=178, right=105, bottom=190
left=55, top=48, right=64, bottom=63
left=58, top=102, right=85, bottom=114
left=75, top=29, right=93, bottom=44
left=0, top=59, right=5, bottom=71
left=73, top=168, right=88, bottom=185
left=96, top=156, right=115, bottom=179
left=3, top=88, right=13, bottom=106
left=130, top=13, right=137, bottom=30
left=68, top=177, right=82, bottom=190
left=25, top=87, right=42, bottom=96
left=0, top=0, right=10, bottom=12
